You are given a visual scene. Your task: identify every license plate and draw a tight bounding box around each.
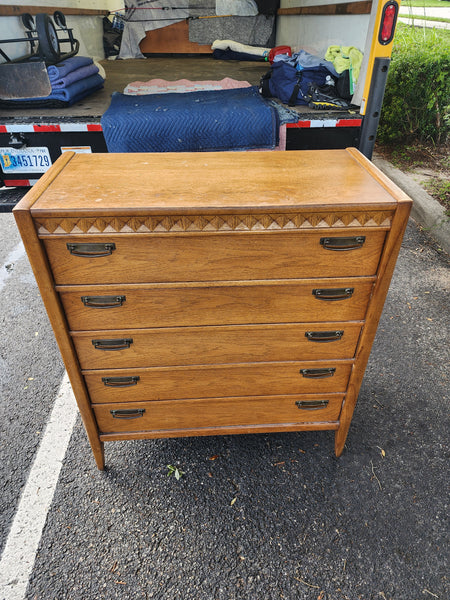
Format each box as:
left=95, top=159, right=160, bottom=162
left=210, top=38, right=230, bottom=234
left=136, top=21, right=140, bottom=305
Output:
left=0, top=147, right=52, bottom=173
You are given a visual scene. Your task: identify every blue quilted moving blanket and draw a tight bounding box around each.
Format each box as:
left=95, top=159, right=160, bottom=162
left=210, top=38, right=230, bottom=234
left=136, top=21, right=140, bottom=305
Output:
left=101, top=87, right=279, bottom=153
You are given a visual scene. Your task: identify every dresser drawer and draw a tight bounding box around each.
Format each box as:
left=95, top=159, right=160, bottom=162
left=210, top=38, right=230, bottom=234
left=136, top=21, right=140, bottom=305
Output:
left=72, top=322, right=363, bottom=369
left=58, top=278, right=375, bottom=330
left=92, top=393, right=345, bottom=434
left=84, top=361, right=353, bottom=403
left=43, top=231, right=386, bottom=284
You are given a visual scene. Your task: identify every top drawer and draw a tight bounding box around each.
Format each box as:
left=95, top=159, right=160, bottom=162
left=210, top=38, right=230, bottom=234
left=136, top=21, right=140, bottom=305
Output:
left=42, top=231, right=386, bottom=285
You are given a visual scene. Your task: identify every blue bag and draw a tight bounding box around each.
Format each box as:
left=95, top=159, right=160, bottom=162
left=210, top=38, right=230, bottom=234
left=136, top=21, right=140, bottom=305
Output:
left=261, top=60, right=333, bottom=106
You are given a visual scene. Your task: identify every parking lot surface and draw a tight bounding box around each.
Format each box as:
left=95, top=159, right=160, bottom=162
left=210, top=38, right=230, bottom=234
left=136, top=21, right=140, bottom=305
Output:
left=1, top=211, right=449, bottom=600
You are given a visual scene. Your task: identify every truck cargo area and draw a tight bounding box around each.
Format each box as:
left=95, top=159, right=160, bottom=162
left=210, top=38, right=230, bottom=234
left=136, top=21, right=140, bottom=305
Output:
left=1, top=55, right=359, bottom=123
left=0, top=55, right=361, bottom=188
left=1, top=0, right=401, bottom=190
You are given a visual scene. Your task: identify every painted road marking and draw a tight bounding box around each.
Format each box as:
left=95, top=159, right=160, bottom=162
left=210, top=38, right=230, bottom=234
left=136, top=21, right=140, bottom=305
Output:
left=0, top=242, right=25, bottom=293
left=0, top=373, right=77, bottom=600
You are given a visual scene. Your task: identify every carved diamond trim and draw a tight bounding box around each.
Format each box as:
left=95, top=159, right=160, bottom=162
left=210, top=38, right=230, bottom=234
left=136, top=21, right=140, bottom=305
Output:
left=36, top=211, right=393, bottom=236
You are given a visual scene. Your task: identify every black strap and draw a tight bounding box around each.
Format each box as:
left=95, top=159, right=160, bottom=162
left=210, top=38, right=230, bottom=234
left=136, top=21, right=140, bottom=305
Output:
left=259, top=70, right=273, bottom=98
left=288, top=71, right=303, bottom=106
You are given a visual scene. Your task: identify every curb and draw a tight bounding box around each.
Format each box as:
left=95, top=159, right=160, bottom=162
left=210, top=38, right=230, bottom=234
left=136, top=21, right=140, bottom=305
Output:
left=372, top=155, right=450, bottom=255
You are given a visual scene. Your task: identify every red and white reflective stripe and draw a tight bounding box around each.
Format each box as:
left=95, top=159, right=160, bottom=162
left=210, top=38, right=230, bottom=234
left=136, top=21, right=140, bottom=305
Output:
left=3, top=179, right=39, bottom=187
left=287, top=119, right=362, bottom=129
left=0, top=123, right=102, bottom=133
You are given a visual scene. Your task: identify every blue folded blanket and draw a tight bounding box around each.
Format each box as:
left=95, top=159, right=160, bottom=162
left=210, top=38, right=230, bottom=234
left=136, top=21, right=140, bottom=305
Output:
left=0, top=56, right=104, bottom=107
left=47, top=56, right=94, bottom=81
left=2, top=73, right=104, bottom=107
left=46, top=73, right=104, bottom=102
left=51, top=63, right=99, bottom=89
left=101, top=86, right=279, bottom=153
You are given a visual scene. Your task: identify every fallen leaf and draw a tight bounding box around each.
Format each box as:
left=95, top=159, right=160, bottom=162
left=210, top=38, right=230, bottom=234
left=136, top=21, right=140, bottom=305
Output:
left=209, top=455, right=219, bottom=460
left=376, top=445, right=386, bottom=457
left=230, top=497, right=237, bottom=506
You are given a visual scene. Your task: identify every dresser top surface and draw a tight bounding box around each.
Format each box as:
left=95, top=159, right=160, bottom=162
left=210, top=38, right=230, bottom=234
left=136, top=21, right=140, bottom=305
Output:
left=22, top=148, right=407, bottom=217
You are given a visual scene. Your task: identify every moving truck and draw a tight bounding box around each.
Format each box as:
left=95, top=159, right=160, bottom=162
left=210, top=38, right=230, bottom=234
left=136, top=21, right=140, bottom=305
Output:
left=0, top=0, right=400, bottom=187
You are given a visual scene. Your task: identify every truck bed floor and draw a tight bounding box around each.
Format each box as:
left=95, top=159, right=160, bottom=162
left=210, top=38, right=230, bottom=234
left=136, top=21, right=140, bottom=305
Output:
left=0, top=56, right=354, bottom=122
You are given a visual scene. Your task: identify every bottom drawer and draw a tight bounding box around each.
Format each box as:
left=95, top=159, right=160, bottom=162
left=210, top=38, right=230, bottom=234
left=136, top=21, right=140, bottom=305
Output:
left=92, top=394, right=344, bottom=434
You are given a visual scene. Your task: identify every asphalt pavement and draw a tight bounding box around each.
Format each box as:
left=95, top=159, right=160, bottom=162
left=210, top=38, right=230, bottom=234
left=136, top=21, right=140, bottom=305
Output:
left=0, top=192, right=449, bottom=599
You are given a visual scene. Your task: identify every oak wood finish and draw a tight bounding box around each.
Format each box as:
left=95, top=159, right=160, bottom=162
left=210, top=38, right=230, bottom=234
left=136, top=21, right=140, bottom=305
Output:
left=14, top=149, right=411, bottom=468
left=57, top=278, right=375, bottom=330
left=278, top=1, right=372, bottom=16
left=99, top=420, right=340, bottom=443
left=139, top=21, right=212, bottom=55
left=93, top=394, right=345, bottom=434
left=71, top=322, right=363, bottom=369
left=83, top=360, right=353, bottom=403
left=0, top=6, right=109, bottom=16
left=43, top=230, right=386, bottom=284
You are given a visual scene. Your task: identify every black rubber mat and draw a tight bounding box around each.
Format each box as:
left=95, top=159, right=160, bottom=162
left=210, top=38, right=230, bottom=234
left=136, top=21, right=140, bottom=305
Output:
left=0, top=186, right=29, bottom=212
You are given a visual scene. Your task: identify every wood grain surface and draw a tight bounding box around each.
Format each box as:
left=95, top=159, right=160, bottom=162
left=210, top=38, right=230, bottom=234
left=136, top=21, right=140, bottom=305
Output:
left=44, top=230, right=386, bottom=284
left=93, top=394, right=345, bottom=434
left=57, top=278, right=375, bottom=330
left=71, top=322, right=363, bottom=369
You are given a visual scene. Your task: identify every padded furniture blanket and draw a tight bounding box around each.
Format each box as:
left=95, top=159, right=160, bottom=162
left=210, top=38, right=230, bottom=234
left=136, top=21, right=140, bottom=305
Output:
left=101, top=86, right=279, bottom=152
left=0, top=57, right=104, bottom=108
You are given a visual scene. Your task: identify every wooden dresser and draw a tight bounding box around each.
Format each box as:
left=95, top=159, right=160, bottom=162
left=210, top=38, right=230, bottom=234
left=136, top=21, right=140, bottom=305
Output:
left=14, top=149, right=412, bottom=470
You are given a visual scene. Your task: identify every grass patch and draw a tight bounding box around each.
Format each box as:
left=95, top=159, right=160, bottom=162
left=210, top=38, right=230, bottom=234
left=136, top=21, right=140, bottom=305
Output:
left=424, top=179, right=450, bottom=214
left=378, top=23, right=450, bottom=146
left=401, top=0, right=450, bottom=7
left=400, top=13, right=450, bottom=22
left=375, top=142, right=450, bottom=213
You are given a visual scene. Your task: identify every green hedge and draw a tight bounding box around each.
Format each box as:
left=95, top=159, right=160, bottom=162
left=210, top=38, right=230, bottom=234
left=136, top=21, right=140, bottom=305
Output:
left=378, top=24, right=450, bottom=145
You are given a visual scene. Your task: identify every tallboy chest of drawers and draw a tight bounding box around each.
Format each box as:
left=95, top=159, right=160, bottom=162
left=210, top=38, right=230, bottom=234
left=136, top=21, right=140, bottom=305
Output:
left=14, top=149, right=412, bottom=469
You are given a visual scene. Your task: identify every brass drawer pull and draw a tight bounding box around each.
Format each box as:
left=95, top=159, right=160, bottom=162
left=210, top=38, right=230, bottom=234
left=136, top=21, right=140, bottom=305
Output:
left=110, top=408, right=145, bottom=419
left=305, top=330, right=344, bottom=342
left=300, top=368, right=336, bottom=378
left=296, top=400, right=329, bottom=410
left=81, top=295, right=126, bottom=309
left=312, top=288, right=354, bottom=301
left=102, top=376, right=140, bottom=388
left=320, top=236, right=365, bottom=251
left=92, top=338, right=133, bottom=351
left=66, top=242, right=116, bottom=257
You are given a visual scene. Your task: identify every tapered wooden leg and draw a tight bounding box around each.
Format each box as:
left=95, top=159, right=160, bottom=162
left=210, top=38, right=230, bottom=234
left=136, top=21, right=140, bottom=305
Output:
left=335, top=425, right=349, bottom=457
left=92, top=440, right=105, bottom=470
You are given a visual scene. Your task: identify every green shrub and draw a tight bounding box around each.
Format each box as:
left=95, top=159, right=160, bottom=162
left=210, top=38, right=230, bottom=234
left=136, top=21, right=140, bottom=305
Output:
left=378, top=24, right=450, bottom=146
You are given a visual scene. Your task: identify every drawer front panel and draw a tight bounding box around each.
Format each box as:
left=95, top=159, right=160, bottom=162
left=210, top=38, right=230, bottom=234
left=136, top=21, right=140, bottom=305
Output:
left=73, top=322, right=363, bottom=369
left=44, top=231, right=386, bottom=284
left=59, top=279, right=374, bottom=330
left=93, top=394, right=345, bottom=433
left=84, top=361, right=353, bottom=403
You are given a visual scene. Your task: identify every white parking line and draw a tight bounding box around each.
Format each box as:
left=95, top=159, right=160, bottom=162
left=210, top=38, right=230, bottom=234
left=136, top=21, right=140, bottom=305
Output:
left=0, top=373, right=77, bottom=600
left=0, top=242, right=25, bottom=293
